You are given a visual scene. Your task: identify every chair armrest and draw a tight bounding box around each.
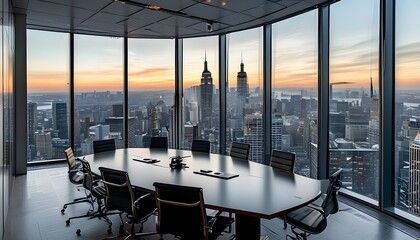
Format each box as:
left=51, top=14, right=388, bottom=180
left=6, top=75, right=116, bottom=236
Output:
left=307, top=204, right=326, bottom=217
left=68, top=168, right=82, bottom=174
left=134, top=193, right=153, bottom=206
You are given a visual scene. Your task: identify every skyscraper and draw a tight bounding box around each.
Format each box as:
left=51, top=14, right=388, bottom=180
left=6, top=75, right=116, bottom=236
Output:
left=409, top=133, right=420, bottom=215
left=52, top=102, right=68, bottom=139
left=27, top=102, right=37, bottom=146
left=200, top=52, right=214, bottom=129
left=237, top=56, right=249, bottom=104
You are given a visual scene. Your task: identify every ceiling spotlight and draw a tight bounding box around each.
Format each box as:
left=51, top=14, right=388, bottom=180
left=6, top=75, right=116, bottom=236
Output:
left=206, top=21, right=213, bottom=32
left=145, top=5, right=161, bottom=11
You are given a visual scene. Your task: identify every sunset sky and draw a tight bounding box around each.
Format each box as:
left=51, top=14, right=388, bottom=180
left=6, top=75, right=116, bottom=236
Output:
left=27, top=0, right=420, bottom=93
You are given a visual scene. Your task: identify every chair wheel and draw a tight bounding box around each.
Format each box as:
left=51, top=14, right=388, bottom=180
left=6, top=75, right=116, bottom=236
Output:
left=66, top=220, right=70, bottom=226
left=107, top=228, right=112, bottom=234
left=61, top=209, right=65, bottom=214
left=76, top=229, right=81, bottom=236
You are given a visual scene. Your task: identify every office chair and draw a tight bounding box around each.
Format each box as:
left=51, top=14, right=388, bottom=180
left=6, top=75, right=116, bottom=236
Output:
left=191, top=139, right=211, bottom=153
left=154, top=182, right=233, bottom=240
left=270, top=149, right=296, bottom=228
left=93, top=139, right=116, bottom=153
left=229, top=142, right=250, bottom=160
left=99, top=167, right=157, bottom=240
left=61, top=147, right=92, bottom=214
left=65, top=159, right=116, bottom=236
left=270, top=150, right=296, bottom=172
left=284, top=168, right=343, bottom=240
left=150, top=136, right=168, bottom=148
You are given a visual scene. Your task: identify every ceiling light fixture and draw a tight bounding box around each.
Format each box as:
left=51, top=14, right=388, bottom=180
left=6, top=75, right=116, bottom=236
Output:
left=115, top=0, right=219, bottom=26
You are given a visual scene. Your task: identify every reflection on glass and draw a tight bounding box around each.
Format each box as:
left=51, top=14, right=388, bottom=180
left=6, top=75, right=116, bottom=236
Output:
left=227, top=28, right=263, bottom=163
left=183, top=36, right=219, bottom=153
left=27, top=30, right=69, bottom=162
left=272, top=11, right=318, bottom=175
left=395, top=0, right=420, bottom=218
left=74, top=35, right=123, bottom=155
left=128, top=39, right=175, bottom=148
left=330, top=0, right=380, bottom=200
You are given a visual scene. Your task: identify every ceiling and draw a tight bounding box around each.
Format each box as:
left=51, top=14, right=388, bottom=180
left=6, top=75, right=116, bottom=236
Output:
left=14, top=0, right=335, bottom=38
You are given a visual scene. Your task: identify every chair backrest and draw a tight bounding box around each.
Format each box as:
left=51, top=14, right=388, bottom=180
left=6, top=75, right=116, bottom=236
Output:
left=154, top=182, right=208, bottom=240
left=64, top=147, right=78, bottom=170
left=93, top=139, right=116, bottom=153
left=229, top=142, right=250, bottom=160
left=150, top=137, right=168, bottom=149
left=270, top=150, right=295, bottom=173
left=191, top=139, right=210, bottom=153
left=321, top=168, right=342, bottom=217
left=99, top=167, right=134, bottom=214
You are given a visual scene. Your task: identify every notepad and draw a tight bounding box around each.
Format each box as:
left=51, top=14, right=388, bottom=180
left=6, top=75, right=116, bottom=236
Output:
left=193, top=170, right=239, bottom=180
left=133, top=158, right=160, bottom=164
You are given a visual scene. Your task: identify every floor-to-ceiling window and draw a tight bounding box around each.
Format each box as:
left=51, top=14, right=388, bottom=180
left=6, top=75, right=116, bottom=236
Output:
left=330, top=0, right=380, bottom=201
left=272, top=11, right=318, bottom=176
left=226, top=28, right=263, bottom=163
left=395, top=0, right=420, bottom=218
left=128, top=39, right=175, bottom=148
left=74, top=35, right=123, bottom=155
left=27, top=30, right=69, bottom=162
left=183, top=36, right=219, bottom=153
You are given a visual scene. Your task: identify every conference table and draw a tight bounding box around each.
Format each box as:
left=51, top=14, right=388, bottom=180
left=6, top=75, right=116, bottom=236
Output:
left=85, top=148, right=322, bottom=240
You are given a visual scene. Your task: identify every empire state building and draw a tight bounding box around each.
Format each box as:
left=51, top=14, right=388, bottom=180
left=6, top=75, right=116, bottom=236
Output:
left=200, top=53, right=214, bottom=129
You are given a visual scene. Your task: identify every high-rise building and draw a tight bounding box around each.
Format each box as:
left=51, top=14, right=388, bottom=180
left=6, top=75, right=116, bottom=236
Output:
left=408, top=133, right=420, bottom=215
left=200, top=53, right=214, bottom=129
left=52, top=102, right=68, bottom=139
left=28, top=102, right=38, bottom=161
left=237, top=57, right=249, bottom=104
left=329, top=112, right=346, bottom=139
left=35, top=131, right=52, bottom=160
left=244, top=112, right=263, bottom=163
left=113, top=104, right=123, bottom=117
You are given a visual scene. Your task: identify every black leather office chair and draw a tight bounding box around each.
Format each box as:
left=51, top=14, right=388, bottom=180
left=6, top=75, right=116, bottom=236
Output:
left=93, top=139, right=116, bottom=153
left=270, top=149, right=296, bottom=228
left=229, top=142, right=250, bottom=160
left=66, top=159, right=116, bottom=236
left=284, top=168, right=342, bottom=240
left=61, top=147, right=92, bottom=214
left=154, top=182, right=233, bottom=240
left=150, top=136, right=168, bottom=148
left=270, top=150, right=296, bottom=172
left=191, top=139, right=211, bottom=153
left=99, top=167, right=157, bottom=240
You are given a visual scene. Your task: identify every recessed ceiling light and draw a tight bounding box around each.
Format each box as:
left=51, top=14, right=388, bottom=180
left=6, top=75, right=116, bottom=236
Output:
left=145, top=5, right=161, bottom=10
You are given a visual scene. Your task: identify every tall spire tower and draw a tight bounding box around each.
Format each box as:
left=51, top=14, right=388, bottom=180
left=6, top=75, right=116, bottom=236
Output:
left=237, top=53, right=249, bottom=103
left=200, top=51, right=213, bottom=129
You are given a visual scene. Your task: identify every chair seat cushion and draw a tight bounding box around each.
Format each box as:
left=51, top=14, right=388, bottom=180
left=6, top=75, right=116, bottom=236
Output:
left=69, top=170, right=84, bottom=184
left=92, top=185, right=106, bottom=199
left=285, top=206, right=327, bottom=234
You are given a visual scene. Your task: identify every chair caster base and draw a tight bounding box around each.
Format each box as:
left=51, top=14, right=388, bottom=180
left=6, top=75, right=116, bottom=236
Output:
left=61, top=208, right=65, bottom=214
left=76, top=229, right=81, bottom=236
left=108, top=228, right=112, bottom=234
left=66, top=220, right=70, bottom=226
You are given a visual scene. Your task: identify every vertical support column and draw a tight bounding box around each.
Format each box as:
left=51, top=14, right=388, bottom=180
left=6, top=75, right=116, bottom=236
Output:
left=124, top=37, right=128, bottom=148
left=380, top=0, right=395, bottom=210
left=219, top=35, right=227, bottom=155
left=69, top=33, right=75, bottom=150
left=175, top=38, right=183, bottom=150
left=14, top=13, right=27, bottom=175
left=263, top=25, right=272, bottom=166
left=317, top=5, right=330, bottom=180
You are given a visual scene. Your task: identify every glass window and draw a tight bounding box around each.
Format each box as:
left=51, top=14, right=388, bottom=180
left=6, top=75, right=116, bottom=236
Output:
left=330, top=0, right=380, bottom=201
left=128, top=39, right=175, bottom=148
left=272, top=11, right=318, bottom=176
left=395, top=0, right=420, bottom=218
left=74, top=35, right=123, bottom=155
left=183, top=36, right=219, bottom=153
left=227, top=28, right=263, bottom=163
left=27, top=30, right=69, bottom=162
